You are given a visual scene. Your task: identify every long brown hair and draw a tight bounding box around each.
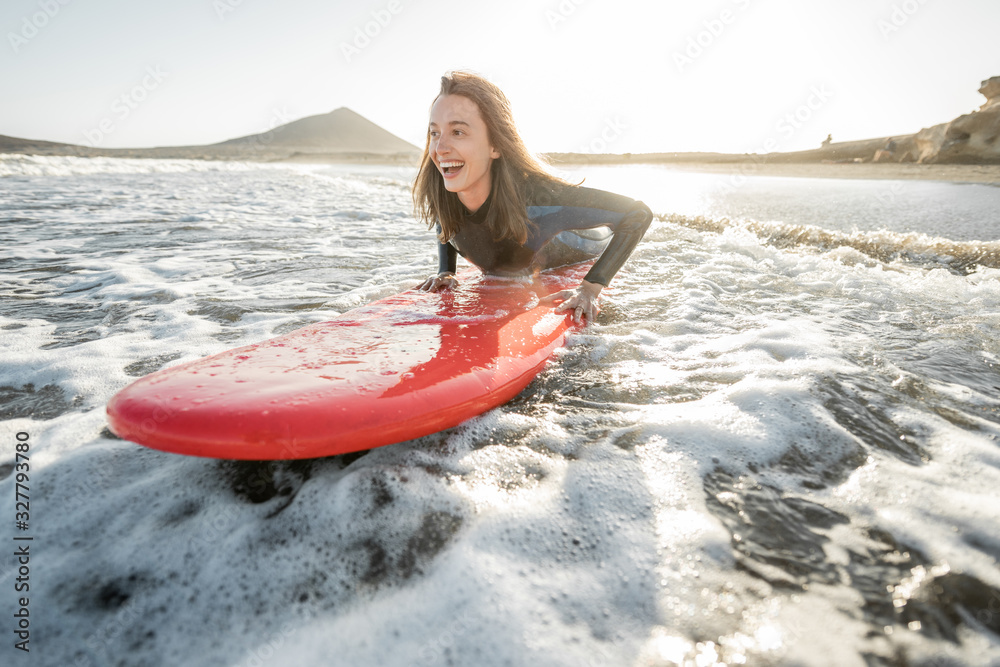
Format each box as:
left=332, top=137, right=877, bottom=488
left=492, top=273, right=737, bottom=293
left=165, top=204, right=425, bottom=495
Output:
left=412, top=71, right=566, bottom=244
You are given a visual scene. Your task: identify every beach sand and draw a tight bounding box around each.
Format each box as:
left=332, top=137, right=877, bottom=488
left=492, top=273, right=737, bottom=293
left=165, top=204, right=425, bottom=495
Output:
left=603, top=161, right=1000, bottom=185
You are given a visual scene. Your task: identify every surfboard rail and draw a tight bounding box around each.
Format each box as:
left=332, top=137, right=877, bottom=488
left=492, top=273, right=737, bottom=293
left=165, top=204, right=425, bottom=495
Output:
left=106, top=265, right=589, bottom=459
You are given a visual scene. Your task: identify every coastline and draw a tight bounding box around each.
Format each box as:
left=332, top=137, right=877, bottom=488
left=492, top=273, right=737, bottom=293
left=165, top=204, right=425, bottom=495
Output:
left=620, top=161, right=1000, bottom=185
left=4, top=147, right=1000, bottom=185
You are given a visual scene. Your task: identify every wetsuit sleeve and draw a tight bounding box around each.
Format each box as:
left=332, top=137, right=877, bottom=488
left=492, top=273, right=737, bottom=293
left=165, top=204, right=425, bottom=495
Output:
left=529, top=182, right=653, bottom=286
left=583, top=203, right=652, bottom=286
left=436, top=225, right=458, bottom=274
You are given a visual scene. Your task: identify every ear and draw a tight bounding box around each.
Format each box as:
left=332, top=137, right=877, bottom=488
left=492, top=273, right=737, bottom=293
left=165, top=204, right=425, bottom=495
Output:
left=490, top=146, right=500, bottom=159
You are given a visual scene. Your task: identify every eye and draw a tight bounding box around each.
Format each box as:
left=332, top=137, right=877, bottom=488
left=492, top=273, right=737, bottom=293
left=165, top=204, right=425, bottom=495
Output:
left=429, top=130, right=439, bottom=138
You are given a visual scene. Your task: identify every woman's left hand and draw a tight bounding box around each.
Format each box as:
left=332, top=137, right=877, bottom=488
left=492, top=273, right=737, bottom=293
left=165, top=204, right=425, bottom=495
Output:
left=543, top=280, right=604, bottom=324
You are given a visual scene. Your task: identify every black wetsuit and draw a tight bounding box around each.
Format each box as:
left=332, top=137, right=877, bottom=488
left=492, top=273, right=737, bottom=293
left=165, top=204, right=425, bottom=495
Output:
left=436, top=176, right=653, bottom=286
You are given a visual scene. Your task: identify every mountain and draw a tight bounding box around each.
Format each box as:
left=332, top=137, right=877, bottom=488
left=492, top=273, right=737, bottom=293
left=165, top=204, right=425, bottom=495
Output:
left=0, top=107, right=420, bottom=163
left=0, top=134, right=83, bottom=153
left=212, top=107, right=418, bottom=155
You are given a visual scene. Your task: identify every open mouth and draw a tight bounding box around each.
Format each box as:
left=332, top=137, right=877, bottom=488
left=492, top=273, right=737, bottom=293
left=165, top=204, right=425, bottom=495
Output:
left=440, top=161, right=465, bottom=176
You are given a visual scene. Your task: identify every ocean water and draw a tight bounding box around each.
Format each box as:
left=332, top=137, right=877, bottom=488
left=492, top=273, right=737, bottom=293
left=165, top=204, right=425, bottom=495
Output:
left=2, top=154, right=1000, bottom=666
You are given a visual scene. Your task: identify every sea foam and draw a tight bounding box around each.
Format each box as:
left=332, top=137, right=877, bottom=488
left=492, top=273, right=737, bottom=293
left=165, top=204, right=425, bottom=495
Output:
left=2, top=160, right=999, bottom=666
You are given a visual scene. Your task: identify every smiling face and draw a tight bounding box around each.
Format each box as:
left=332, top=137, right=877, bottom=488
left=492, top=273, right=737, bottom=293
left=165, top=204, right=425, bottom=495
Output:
left=428, top=94, right=500, bottom=213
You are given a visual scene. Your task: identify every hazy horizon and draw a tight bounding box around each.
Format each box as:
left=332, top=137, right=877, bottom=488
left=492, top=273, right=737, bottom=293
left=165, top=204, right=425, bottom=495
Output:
left=2, top=0, right=997, bottom=155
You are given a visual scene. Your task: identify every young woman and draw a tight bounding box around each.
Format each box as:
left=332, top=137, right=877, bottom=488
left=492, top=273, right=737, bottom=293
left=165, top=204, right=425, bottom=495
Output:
left=413, top=71, right=653, bottom=323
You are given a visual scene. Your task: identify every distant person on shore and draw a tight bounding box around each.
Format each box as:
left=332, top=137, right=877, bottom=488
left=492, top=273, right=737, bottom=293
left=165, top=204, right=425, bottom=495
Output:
left=873, top=138, right=898, bottom=163
left=412, top=71, right=652, bottom=323
left=822, top=134, right=832, bottom=148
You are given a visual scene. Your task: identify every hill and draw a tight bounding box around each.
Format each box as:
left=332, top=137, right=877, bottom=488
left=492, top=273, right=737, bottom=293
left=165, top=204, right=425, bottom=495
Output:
left=0, top=107, right=420, bottom=163
left=212, top=107, right=417, bottom=155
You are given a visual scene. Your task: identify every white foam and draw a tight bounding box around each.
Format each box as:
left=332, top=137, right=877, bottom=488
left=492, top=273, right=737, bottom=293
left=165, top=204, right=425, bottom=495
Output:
left=3, top=163, right=1000, bottom=665
left=0, top=153, right=292, bottom=177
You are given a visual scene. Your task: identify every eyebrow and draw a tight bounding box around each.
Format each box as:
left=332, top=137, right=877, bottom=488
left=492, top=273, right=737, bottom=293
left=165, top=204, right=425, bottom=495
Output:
left=429, top=120, right=471, bottom=128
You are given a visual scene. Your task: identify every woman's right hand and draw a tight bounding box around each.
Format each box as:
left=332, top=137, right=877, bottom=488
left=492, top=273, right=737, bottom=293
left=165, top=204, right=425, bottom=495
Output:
left=416, top=272, right=458, bottom=292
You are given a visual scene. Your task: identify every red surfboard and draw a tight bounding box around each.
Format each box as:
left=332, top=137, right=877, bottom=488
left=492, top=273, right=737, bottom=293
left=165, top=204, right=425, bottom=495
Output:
left=106, top=264, right=588, bottom=459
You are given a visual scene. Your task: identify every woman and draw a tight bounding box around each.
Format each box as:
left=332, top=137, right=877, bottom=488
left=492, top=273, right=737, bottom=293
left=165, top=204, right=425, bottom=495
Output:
left=413, top=71, right=653, bottom=323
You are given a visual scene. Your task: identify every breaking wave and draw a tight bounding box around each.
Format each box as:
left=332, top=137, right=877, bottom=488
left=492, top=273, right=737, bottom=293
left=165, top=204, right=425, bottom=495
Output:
left=661, top=212, right=1000, bottom=273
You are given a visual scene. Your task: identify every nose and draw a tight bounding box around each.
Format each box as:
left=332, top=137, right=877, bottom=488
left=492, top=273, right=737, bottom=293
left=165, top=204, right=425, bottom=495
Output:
left=435, top=134, right=451, bottom=156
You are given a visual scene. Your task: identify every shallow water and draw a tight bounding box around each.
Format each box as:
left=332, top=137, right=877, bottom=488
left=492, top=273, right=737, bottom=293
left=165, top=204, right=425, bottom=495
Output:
left=2, top=154, right=1000, bottom=666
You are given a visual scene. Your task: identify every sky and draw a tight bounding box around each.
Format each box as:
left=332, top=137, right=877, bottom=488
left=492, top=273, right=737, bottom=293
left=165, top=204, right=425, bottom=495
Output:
left=1, top=0, right=998, bottom=155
